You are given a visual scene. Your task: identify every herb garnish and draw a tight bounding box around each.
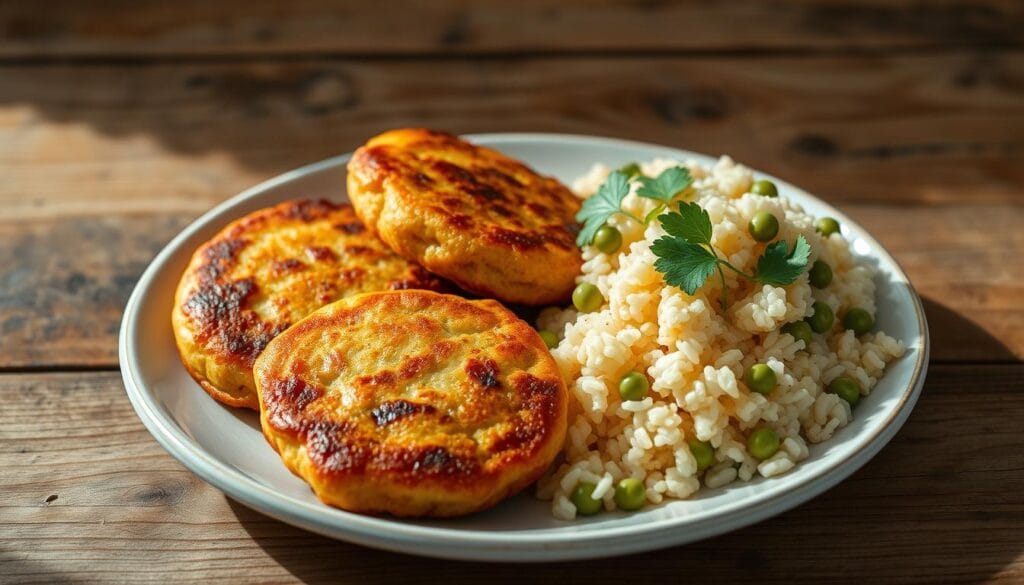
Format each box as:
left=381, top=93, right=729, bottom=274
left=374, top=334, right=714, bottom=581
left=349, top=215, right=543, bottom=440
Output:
left=637, top=167, right=693, bottom=224
left=575, top=167, right=693, bottom=247
left=651, top=202, right=810, bottom=308
left=574, top=171, right=633, bottom=247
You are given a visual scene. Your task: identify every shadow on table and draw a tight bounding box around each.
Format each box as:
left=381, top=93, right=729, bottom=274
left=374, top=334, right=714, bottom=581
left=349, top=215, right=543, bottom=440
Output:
left=921, top=296, right=1016, bottom=362
left=228, top=293, right=1020, bottom=584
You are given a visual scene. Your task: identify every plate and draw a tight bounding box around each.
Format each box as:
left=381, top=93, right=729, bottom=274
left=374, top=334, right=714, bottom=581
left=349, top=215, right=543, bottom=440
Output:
left=119, top=133, right=929, bottom=562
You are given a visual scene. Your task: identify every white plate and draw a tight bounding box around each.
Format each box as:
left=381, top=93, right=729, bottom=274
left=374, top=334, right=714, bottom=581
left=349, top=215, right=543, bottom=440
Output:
left=120, top=133, right=928, bottom=562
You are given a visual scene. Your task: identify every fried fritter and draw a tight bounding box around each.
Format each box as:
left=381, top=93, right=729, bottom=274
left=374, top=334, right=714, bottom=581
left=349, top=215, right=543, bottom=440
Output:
left=254, top=290, right=568, bottom=517
left=172, top=199, right=446, bottom=409
left=346, top=129, right=582, bottom=305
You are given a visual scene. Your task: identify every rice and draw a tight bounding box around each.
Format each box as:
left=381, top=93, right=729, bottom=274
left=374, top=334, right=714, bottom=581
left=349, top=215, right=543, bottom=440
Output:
left=537, top=156, right=905, bottom=520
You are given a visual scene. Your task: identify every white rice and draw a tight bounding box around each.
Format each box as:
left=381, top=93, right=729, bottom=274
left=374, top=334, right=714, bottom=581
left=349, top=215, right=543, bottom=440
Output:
left=535, top=156, right=905, bottom=519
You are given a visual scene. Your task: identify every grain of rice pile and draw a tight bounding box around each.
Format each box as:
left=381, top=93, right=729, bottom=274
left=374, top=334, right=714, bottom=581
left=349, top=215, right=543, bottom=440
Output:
left=535, top=157, right=905, bottom=520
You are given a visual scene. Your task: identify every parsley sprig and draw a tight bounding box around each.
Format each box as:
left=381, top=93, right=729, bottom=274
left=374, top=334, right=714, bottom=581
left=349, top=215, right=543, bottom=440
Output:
left=637, top=167, right=693, bottom=224
left=575, top=166, right=693, bottom=247
left=651, top=202, right=810, bottom=308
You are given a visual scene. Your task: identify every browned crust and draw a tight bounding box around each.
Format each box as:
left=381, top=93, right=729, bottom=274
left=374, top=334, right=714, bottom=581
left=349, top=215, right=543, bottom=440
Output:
left=254, top=290, right=568, bottom=517
left=346, top=128, right=582, bottom=305
left=172, top=199, right=448, bottom=410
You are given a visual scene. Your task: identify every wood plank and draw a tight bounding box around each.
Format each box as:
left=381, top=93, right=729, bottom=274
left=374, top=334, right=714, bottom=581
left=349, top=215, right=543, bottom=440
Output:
left=0, top=213, right=193, bottom=368
left=0, top=0, right=1021, bottom=58
left=1, top=367, right=1021, bottom=583
left=0, top=54, right=1021, bottom=218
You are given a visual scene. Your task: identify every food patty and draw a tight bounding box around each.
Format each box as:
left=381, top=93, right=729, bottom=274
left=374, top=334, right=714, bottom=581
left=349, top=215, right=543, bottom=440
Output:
left=346, top=128, right=582, bottom=305
left=254, top=290, right=568, bottom=517
left=172, top=199, right=446, bottom=409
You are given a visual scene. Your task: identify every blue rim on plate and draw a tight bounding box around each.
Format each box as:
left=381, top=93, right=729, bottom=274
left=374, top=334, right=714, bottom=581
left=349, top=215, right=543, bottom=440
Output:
left=119, top=133, right=929, bottom=562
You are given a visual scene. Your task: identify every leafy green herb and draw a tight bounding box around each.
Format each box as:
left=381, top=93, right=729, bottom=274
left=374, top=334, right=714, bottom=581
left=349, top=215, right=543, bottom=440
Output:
left=637, top=167, right=693, bottom=204
left=637, top=167, right=693, bottom=226
left=575, top=166, right=694, bottom=249
left=651, top=205, right=811, bottom=308
left=755, top=237, right=811, bottom=285
left=574, top=171, right=631, bottom=247
left=651, top=237, right=718, bottom=295
left=660, top=201, right=712, bottom=246
left=618, top=162, right=642, bottom=178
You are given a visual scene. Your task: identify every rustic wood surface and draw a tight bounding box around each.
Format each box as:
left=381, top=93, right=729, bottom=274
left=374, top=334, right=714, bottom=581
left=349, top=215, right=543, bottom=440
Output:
left=0, top=1, right=1021, bottom=583
left=2, top=0, right=1022, bottom=58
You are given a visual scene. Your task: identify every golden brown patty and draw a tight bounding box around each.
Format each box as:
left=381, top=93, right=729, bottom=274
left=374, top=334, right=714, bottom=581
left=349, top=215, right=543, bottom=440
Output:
left=254, top=290, right=568, bottom=517
left=172, top=199, right=446, bottom=410
left=346, top=128, right=582, bottom=305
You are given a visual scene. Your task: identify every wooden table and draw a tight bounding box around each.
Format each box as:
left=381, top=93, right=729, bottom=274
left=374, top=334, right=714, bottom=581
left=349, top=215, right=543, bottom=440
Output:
left=2, top=2, right=1022, bottom=583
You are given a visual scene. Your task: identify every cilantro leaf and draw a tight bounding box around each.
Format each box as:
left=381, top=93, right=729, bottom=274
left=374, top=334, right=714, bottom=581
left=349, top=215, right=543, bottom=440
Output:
left=575, top=170, right=631, bottom=247
left=637, top=167, right=692, bottom=203
left=651, top=236, right=719, bottom=295
left=659, top=202, right=713, bottom=245
left=755, top=235, right=811, bottom=286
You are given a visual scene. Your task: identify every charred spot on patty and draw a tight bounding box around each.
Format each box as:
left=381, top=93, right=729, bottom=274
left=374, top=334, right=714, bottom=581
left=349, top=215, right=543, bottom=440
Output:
left=282, top=198, right=341, bottom=222
left=334, top=221, right=365, bottom=234
left=183, top=279, right=272, bottom=362
left=270, top=258, right=306, bottom=276
left=380, top=444, right=480, bottom=480
left=447, top=214, right=474, bottom=229
left=488, top=416, right=543, bottom=454
left=197, top=238, right=248, bottom=283
left=306, top=420, right=371, bottom=474
left=484, top=226, right=546, bottom=250
left=465, top=357, right=501, bottom=390
left=356, top=371, right=397, bottom=387
left=370, top=399, right=437, bottom=427
left=264, top=376, right=324, bottom=433
left=305, top=245, right=337, bottom=262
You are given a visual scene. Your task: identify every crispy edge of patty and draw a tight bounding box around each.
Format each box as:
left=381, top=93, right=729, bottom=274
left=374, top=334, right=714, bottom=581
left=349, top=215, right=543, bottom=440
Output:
left=346, top=128, right=582, bottom=305
left=171, top=199, right=446, bottom=410
left=253, top=290, right=569, bottom=517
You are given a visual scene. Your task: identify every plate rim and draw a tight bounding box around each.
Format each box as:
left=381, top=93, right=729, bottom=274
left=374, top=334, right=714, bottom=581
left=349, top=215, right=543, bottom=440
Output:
left=119, top=132, right=930, bottom=561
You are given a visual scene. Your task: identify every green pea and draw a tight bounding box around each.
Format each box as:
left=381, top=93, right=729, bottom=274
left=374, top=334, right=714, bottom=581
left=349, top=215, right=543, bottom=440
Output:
left=747, top=427, right=780, bottom=461
left=816, top=217, right=841, bottom=237
left=688, top=439, right=715, bottom=471
left=572, top=283, right=604, bottom=313
left=593, top=224, right=623, bottom=254
left=571, top=482, right=603, bottom=516
left=828, top=376, right=861, bottom=406
left=748, top=211, right=779, bottom=242
left=618, top=162, right=642, bottom=178
left=613, top=478, right=646, bottom=511
left=751, top=179, right=778, bottom=198
left=618, top=371, right=649, bottom=402
left=745, top=363, right=777, bottom=395
left=538, top=330, right=558, bottom=349
left=843, top=307, right=875, bottom=336
left=782, top=320, right=813, bottom=348
left=808, top=260, right=833, bottom=289
left=806, top=301, right=835, bottom=333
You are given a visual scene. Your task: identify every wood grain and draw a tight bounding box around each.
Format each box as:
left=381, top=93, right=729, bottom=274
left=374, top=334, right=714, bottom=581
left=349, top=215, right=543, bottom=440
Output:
left=1, top=203, right=1020, bottom=369
left=1, top=368, right=1021, bottom=584
left=0, top=0, right=1021, bottom=59
left=2, top=53, right=1022, bottom=222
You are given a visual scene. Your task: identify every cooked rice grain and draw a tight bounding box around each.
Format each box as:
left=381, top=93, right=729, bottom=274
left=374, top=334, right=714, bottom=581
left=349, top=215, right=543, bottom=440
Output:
left=538, top=157, right=904, bottom=520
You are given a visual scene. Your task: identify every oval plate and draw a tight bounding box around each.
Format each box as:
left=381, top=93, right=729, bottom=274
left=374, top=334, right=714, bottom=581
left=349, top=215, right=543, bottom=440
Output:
left=120, top=134, right=928, bottom=562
